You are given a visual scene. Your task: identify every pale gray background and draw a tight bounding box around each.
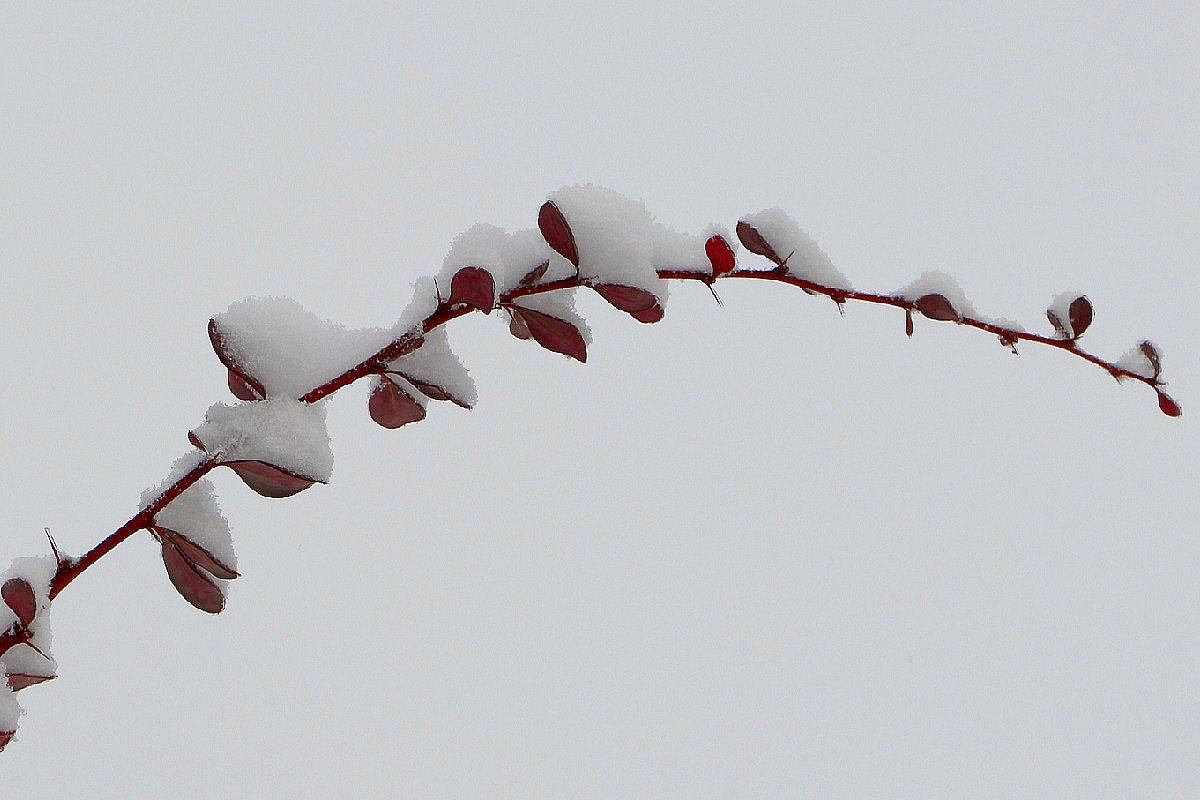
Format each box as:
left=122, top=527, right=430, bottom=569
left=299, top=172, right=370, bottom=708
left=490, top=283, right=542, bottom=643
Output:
left=2, top=3, right=1197, bottom=797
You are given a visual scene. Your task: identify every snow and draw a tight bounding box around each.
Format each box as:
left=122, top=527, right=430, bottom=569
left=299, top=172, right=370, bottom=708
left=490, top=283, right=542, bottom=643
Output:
left=386, top=327, right=477, bottom=408
left=895, top=270, right=978, bottom=318
left=549, top=185, right=669, bottom=303
left=140, top=478, right=236, bottom=572
left=651, top=223, right=734, bottom=276
left=394, top=276, right=442, bottom=336
left=0, top=682, right=16, bottom=735
left=190, top=398, right=334, bottom=483
left=984, top=316, right=1027, bottom=333
left=1047, top=290, right=1085, bottom=338
left=739, top=208, right=852, bottom=289
left=142, top=452, right=210, bottom=509
left=1116, top=341, right=1163, bottom=380
left=214, top=297, right=398, bottom=399
left=215, top=286, right=476, bottom=411
left=1, top=643, right=55, bottom=684
left=440, top=224, right=573, bottom=299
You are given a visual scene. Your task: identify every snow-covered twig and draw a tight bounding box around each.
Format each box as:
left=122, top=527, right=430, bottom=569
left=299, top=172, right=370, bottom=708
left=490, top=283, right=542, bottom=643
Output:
left=1, top=185, right=1179, bottom=751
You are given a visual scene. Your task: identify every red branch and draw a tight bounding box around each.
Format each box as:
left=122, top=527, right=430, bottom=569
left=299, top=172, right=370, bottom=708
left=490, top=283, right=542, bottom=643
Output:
left=44, top=265, right=1174, bottom=603
left=48, top=459, right=217, bottom=600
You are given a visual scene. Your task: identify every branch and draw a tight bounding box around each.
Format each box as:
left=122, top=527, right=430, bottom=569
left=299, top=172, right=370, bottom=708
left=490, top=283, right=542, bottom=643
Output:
left=1, top=186, right=1180, bottom=751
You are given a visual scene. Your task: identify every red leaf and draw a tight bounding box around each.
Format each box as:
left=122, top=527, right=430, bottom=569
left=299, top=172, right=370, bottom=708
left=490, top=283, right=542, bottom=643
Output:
left=2, top=579, right=36, bottom=628
left=225, top=460, right=318, bottom=498
left=735, top=221, right=783, bottom=266
left=508, top=311, right=532, bottom=340
left=152, top=527, right=239, bottom=581
left=1046, top=309, right=1068, bottom=338
left=510, top=305, right=587, bottom=362
left=158, top=533, right=225, bottom=613
left=449, top=266, right=496, bottom=313
left=519, top=260, right=549, bottom=287
left=630, top=301, right=665, bottom=324
left=914, top=294, right=961, bottom=322
left=592, top=283, right=657, bottom=313
left=705, top=234, right=736, bottom=278
left=188, top=430, right=207, bottom=451
left=1158, top=391, right=1182, bottom=417
left=368, top=377, right=427, bottom=429
left=8, top=671, right=55, bottom=692
left=905, top=309, right=914, bottom=338
left=394, top=373, right=474, bottom=410
left=0, top=730, right=13, bottom=752
left=228, top=369, right=262, bottom=401
left=1139, top=341, right=1162, bottom=379
left=208, top=318, right=266, bottom=400
left=1068, top=296, right=1093, bottom=338
left=538, top=201, right=579, bottom=267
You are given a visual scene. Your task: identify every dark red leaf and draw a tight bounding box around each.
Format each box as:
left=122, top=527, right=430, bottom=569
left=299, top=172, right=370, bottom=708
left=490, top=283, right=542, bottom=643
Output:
left=1157, top=391, right=1182, bottom=417
left=705, top=234, right=736, bottom=278
left=0, top=730, right=13, bottom=752
left=8, top=671, right=55, bottom=692
left=538, top=201, right=579, bottom=267
left=152, top=527, right=239, bottom=581
left=395, top=374, right=474, bottom=410
left=208, top=318, right=266, bottom=400
left=510, top=305, right=587, bottom=362
left=914, top=294, right=961, bottom=322
left=592, top=284, right=657, bottom=313
left=2, top=579, right=36, bottom=628
left=188, top=430, right=207, bottom=452
left=1139, top=341, right=1162, bottom=379
left=225, top=460, right=318, bottom=498
left=368, top=377, right=427, bottom=429
left=1046, top=309, right=1068, bottom=339
left=630, top=301, right=665, bottom=324
left=519, top=260, right=550, bottom=287
left=449, top=266, right=496, bottom=313
left=735, top=221, right=783, bottom=265
left=1068, top=296, right=1093, bottom=338
left=228, top=369, right=263, bottom=401
left=406, top=377, right=450, bottom=402
left=508, top=310, right=532, bottom=340
left=905, top=309, right=914, bottom=337
left=158, top=534, right=225, bottom=613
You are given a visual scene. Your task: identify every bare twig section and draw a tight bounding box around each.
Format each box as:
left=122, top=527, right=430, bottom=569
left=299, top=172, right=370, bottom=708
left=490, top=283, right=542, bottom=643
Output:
left=46, top=258, right=1176, bottom=602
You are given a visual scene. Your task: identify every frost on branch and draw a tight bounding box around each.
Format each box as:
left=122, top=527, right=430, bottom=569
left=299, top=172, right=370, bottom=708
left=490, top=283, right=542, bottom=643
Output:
left=141, top=478, right=238, bottom=613
left=385, top=328, right=476, bottom=410
left=190, top=398, right=333, bottom=498
left=1, top=557, right=57, bottom=752
left=440, top=224, right=572, bottom=303
left=1116, top=340, right=1164, bottom=381
left=438, top=225, right=592, bottom=361
left=546, top=185, right=669, bottom=322
left=211, top=298, right=403, bottom=399
left=897, top=271, right=976, bottom=323
left=737, top=208, right=852, bottom=290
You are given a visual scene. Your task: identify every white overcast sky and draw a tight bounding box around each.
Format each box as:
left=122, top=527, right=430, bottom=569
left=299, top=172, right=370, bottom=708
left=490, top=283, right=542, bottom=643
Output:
left=2, top=3, right=1197, bottom=797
